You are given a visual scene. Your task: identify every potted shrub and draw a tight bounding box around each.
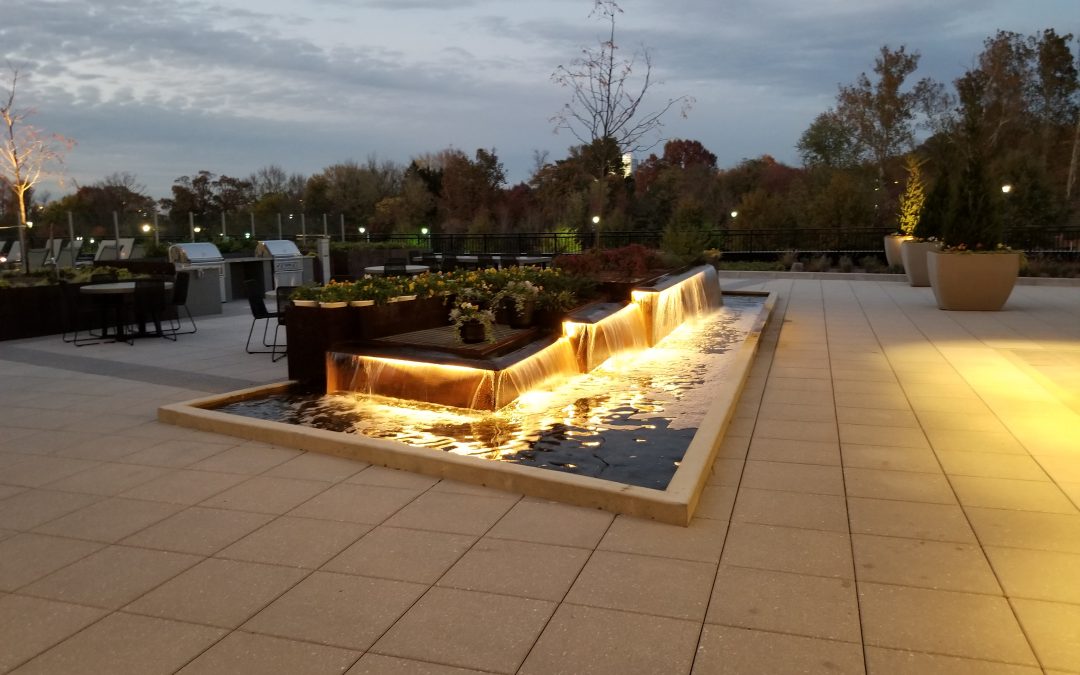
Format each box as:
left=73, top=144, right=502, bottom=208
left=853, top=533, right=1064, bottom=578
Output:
left=317, top=280, right=351, bottom=308
left=449, top=300, right=495, bottom=344
left=290, top=285, right=319, bottom=307
left=493, top=279, right=540, bottom=328
left=927, top=70, right=1020, bottom=311
left=900, top=157, right=944, bottom=287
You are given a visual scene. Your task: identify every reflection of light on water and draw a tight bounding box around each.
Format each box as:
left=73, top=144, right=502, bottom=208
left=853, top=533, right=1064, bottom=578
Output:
left=221, top=296, right=764, bottom=489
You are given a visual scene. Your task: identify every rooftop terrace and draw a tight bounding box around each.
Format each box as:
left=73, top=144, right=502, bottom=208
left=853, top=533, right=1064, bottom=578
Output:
left=1, top=275, right=1078, bottom=674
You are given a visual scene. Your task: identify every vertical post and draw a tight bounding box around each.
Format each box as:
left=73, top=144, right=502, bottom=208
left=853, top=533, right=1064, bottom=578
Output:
left=276, top=213, right=282, bottom=240
left=250, top=212, right=255, bottom=240
left=67, top=211, right=75, bottom=246
left=301, top=213, right=307, bottom=238
left=322, top=213, right=328, bottom=236
left=339, top=214, right=345, bottom=242
left=112, top=211, right=121, bottom=247
left=221, top=212, right=227, bottom=238
left=153, top=212, right=159, bottom=247
left=189, top=212, right=195, bottom=242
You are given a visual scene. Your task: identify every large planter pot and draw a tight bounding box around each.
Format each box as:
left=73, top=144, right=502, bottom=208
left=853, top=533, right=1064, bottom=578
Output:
left=927, top=251, right=1020, bottom=311
left=884, top=234, right=913, bottom=269
left=900, top=240, right=941, bottom=287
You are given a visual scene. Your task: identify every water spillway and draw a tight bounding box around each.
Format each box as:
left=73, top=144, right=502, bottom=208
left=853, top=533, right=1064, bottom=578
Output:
left=325, top=266, right=724, bottom=411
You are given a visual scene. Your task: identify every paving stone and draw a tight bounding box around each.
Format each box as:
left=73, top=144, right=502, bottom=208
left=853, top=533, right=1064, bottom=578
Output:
left=122, top=506, right=274, bottom=555
left=852, top=534, right=1000, bottom=594
left=598, top=513, right=727, bottom=563
left=844, top=467, right=957, bottom=504
left=200, top=476, right=331, bottom=514
left=0, top=594, right=107, bottom=673
left=565, top=549, right=714, bottom=620
left=32, top=497, right=183, bottom=543
left=847, top=497, right=976, bottom=543
left=216, top=516, right=370, bottom=568
left=740, top=460, right=845, bottom=495
left=733, top=488, right=848, bottom=532
left=0, top=489, right=102, bottom=530
left=264, top=452, right=369, bottom=482
left=966, top=507, right=1080, bottom=554
left=984, top=546, right=1080, bottom=604
left=950, top=476, right=1077, bottom=514
left=0, top=533, right=103, bottom=591
left=721, top=521, right=853, bottom=578
left=347, top=654, right=485, bottom=674
left=863, top=647, right=1042, bottom=674
left=1010, top=598, right=1080, bottom=673
left=438, top=537, right=589, bottom=601
left=323, top=525, right=475, bottom=584
left=383, top=491, right=517, bottom=535
left=178, top=631, right=360, bottom=675
left=288, top=483, right=422, bottom=524
left=694, top=625, right=865, bottom=675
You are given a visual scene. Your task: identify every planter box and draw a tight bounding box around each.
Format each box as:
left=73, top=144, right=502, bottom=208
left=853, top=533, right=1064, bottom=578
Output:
left=884, top=234, right=913, bottom=269
left=900, top=240, right=941, bottom=287
left=927, top=251, right=1020, bottom=311
left=285, top=296, right=450, bottom=385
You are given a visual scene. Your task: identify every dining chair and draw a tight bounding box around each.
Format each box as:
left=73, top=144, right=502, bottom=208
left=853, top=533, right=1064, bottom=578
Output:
left=132, top=279, right=177, bottom=341
left=167, top=271, right=197, bottom=335
left=59, top=280, right=105, bottom=346
left=244, top=280, right=285, bottom=361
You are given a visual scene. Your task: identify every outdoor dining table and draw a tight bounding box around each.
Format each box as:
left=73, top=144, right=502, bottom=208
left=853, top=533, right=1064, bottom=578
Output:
left=363, top=264, right=430, bottom=276
left=80, top=281, right=174, bottom=340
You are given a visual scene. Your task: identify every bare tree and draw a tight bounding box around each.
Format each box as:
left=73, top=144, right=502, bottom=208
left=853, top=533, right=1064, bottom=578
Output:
left=552, top=0, right=692, bottom=243
left=1, top=68, right=74, bottom=271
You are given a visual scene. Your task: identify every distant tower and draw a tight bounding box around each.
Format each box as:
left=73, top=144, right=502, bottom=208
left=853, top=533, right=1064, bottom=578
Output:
left=621, top=152, right=636, bottom=177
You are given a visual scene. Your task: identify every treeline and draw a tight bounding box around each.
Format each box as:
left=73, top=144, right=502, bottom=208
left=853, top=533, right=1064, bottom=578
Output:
left=24, top=28, right=1080, bottom=246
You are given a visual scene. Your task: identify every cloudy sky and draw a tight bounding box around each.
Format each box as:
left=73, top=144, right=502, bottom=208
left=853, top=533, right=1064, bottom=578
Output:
left=4, top=0, right=1078, bottom=200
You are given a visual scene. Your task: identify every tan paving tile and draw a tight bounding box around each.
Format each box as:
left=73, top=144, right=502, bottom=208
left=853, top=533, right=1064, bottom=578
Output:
left=706, top=565, right=861, bottom=642
left=864, top=646, right=1043, bottom=674
left=1010, top=598, right=1080, bottom=673
left=966, top=507, right=1080, bottom=554
left=0, top=533, right=104, bottom=591
left=122, top=507, right=274, bottom=555
left=346, top=465, right=440, bottom=491
left=118, top=469, right=248, bottom=505
left=833, top=391, right=912, bottom=411
left=187, top=445, right=302, bottom=475
left=1028, top=454, right=1080, bottom=483
left=200, top=476, right=331, bottom=514
left=837, top=406, right=919, bottom=428
left=438, top=538, right=589, bottom=601
left=126, top=558, right=308, bottom=628
left=41, top=463, right=170, bottom=496
left=347, top=654, right=485, bottom=674
left=177, top=630, right=360, bottom=675
left=917, top=410, right=1011, bottom=433
left=721, top=521, right=853, bottom=578
left=520, top=603, right=698, bottom=675
left=373, top=587, right=555, bottom=673
left=831, top=379, right=900, bottom=396
left=598, top=514, right=727, bottom=563
left=950, top=476, right=1077, bottom=514
left=715, top=434, right=751, bottom=459
left=757, top=402, right=836, bottom=422
left=244, top=570, right=425, bottom=650
left=51, top=434, right=153, bottom=462
left=924, top=428, right=1028, bottom=454
left=852, top=534, right=1000, bottom=594
left=122, top=439, right=234, bottom=468
left=383, top=491, right=517, bottom=535
left=707, top=457, right=745, bottom=486
left=694, top=485, right=738, bottom=520
left=216, top=516, right=369, bottom=569
left=746, top=437, right=841, bottom=465
left=486, top=498, right=613, bottom=549
left=12, top=611, right=225, bottom=675
left=0, top=489, right=102, bottom=530
left=858, top=582, right=1037, bottom=665
left=769, top=366, right=831, bottom=380
left=741, top=460, right=844, bottom=495
left=323, top=526, right=475, bottom=584
left=565, top=550, right=714, bottom=620
left=936, top=450, right=1050, bottom=481
left=694, top=625, right=865, bottom=675
left=732, top=488, right=848, bottom=532
left=32, top=497, right=183, bottom=543
left=847, top=498, right=976, bottom=543
left=288, top=483, right=422, bottom=524
left=906, top=395, right=994, bottom=414
left=264, top=452, right=368, bottom=482
left=841, top=443, right=942, bottom=473
left=21, top=544, right=200, bottom=609
left=838, top=423, right=929, bottom=449
left=844, top=467, right=957, bottom=504
left=0, top=484, right=25, bottom=500
left=985, top=546, right=1080, bottom=603
left=0, top=594, right=107, bottom=673
left=1, top=456, right=100, bottom=488
left=754, top=419, right=838, bottom=443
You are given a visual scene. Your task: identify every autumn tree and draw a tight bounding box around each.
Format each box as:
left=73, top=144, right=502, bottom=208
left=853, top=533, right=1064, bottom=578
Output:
left=1, top=68, right=74, bottom=270
left=897, top=155, right=927, bottom=235
left=797, top=110, right=860, bottom=169
left=552, top=0, right=692, bottom=243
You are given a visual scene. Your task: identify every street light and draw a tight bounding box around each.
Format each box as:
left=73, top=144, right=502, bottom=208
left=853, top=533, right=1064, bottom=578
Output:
left=591, top=216, right=600, bottom=225
left=730, top=211, right=738, bottom=219
left=141, top=223, right=151, bottom=233
left=1001, top=184, right=1013, bottom=194
left=421, top=227, right=429, bottom=235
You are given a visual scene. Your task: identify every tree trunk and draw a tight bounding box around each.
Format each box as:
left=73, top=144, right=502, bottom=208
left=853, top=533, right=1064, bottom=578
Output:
left=16, top=189, right=29, bottom=273
left=1067, top=111, right=1080, bottom=201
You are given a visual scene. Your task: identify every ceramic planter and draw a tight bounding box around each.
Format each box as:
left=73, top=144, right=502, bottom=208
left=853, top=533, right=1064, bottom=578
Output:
left=292, top=299, right=317, bottom=307
left=349, top=299, right=375, bottom=307
left=459, top=319, right=487, bottom=343
left=927, top=251, right=1020, bottom=311
left=389, top=294, right=417, bottom=303
left=319, top=301, right=348, bottom=309
left=900, top=240, right=941, bottom=287
left=883, top=234, right=913, bottom=269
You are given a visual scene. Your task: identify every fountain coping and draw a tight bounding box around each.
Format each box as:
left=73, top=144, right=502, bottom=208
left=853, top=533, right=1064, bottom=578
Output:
left=159, top=290, right=775, bottom=525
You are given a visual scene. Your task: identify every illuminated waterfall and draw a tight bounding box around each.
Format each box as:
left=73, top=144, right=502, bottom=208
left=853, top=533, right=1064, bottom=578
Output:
left=326, top=265, right=722, bottom=410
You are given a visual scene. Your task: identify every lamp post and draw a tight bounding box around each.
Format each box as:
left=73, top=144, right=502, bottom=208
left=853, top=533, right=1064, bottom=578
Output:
left=358, top=226, right=368, bottom=243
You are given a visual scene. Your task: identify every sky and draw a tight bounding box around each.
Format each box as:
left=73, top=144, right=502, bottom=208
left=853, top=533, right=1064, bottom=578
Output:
left=3, top=0, right=1079, bottom=201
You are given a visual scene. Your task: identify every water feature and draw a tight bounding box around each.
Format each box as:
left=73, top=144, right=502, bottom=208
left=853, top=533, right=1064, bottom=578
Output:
left=163, top=265, right=773, bottom=522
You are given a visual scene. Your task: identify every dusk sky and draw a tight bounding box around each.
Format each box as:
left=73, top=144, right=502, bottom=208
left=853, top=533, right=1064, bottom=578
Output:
left=4, top=0, right=1078, bottom=201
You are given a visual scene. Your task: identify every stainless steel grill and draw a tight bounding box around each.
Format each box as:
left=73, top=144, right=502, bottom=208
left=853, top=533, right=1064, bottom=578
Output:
left=169, top=243, right=226, bottom=302
left=255, top=240, right=304, bottom=289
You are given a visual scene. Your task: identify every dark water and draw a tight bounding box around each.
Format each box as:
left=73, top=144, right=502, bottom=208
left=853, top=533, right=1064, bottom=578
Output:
left=217, top=295, right=765, bottom=490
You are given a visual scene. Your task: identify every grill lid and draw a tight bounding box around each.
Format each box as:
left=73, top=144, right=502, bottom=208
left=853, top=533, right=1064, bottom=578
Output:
left=169, top=242, right=224, bottom=264
left=255, top=240, right=302, bottom=259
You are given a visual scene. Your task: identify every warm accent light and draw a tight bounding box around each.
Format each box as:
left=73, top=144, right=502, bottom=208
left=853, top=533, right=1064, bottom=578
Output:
left=1001, top=184, right=1013, bottom=194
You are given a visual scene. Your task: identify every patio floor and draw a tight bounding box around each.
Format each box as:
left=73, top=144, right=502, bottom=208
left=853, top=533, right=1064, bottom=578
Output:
left=1, top=276, right=1078, bottom=674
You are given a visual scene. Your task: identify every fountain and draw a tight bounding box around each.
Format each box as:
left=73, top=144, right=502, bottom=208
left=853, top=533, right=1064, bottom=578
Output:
left=159, top=265, right=775, bottom=524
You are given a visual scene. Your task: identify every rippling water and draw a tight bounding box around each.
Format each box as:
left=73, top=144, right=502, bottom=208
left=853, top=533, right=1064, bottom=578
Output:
left=217, top=295, right=764, bottom=490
